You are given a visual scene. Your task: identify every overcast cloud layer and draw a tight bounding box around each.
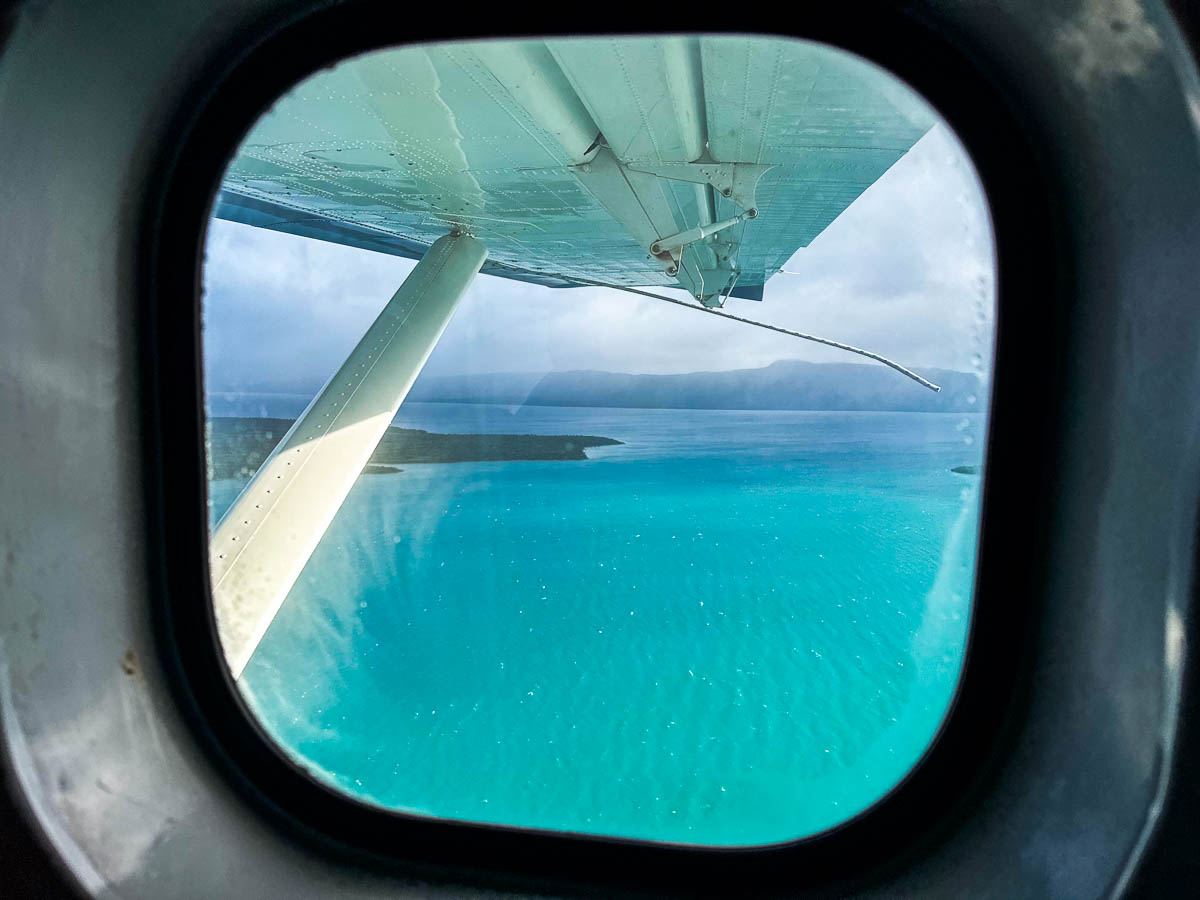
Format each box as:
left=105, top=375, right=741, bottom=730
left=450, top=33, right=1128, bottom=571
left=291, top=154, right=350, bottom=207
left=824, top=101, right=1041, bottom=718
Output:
left=202, top=123, right=995, bottom=395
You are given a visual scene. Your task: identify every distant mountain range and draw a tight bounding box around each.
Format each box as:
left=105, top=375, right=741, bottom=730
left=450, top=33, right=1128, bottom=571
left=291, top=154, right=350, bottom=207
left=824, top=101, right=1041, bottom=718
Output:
left=401, top=360, right=984, bottom=412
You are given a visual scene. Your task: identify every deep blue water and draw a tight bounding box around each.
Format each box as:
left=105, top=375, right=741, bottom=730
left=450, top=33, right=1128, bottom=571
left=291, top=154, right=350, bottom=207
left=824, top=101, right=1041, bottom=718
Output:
left=207, top=398, right=983, bottom=846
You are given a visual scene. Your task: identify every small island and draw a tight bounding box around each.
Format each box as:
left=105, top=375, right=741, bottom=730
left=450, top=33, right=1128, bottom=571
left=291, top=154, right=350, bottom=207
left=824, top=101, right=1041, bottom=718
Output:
left=951, top=465, right=980, bottom=475
left=206, top=417, right=623, bottom=480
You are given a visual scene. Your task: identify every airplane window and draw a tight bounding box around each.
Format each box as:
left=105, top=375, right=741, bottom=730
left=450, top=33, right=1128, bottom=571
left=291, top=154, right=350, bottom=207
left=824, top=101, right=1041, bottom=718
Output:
left=201, top=35, right=994, bottom=846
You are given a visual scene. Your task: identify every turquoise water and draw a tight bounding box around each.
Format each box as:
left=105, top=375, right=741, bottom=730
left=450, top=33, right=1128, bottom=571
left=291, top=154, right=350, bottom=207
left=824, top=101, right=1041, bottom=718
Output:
left=207, top=401, right=983, bottom=846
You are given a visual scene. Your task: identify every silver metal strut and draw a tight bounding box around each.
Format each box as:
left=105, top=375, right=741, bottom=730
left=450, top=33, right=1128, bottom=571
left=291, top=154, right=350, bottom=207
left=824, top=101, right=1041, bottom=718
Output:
left=210, top=233, right=488, bottom=678
left=650, top=214, right=748, bottom=257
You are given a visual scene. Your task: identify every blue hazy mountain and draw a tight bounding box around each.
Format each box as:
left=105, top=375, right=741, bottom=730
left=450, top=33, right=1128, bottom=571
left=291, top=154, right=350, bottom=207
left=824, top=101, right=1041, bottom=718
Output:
left=405, top=360, right=983, bottom=412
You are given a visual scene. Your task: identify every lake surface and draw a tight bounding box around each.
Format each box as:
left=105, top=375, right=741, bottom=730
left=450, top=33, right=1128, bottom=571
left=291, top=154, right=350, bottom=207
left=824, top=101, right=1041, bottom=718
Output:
left=207, top=399, right=984, bottom=846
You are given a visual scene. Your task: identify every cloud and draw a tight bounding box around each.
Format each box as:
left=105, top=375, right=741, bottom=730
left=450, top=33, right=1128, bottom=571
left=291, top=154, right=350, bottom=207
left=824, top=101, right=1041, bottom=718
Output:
left=202, top=123, right=995, bottom=392
left=201, top=222, right=418, bottom=392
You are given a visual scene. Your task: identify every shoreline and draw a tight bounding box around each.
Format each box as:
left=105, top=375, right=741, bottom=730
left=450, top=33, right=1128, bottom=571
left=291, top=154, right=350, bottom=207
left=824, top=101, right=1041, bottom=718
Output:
left=206, top=416, right=623, bottom=480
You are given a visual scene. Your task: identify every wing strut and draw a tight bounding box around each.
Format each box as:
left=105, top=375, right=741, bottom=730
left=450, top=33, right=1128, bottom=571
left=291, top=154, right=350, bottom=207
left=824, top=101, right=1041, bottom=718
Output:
left=210, top=233, right=488, bottom=678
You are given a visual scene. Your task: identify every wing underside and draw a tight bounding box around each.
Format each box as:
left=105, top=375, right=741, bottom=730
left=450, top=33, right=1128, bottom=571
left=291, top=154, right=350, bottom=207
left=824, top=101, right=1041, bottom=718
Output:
left=215, top=36, right=934, bottom=306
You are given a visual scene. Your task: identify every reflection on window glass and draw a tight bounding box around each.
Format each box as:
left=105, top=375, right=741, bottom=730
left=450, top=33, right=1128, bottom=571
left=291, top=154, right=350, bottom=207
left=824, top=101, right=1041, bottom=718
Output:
left=202, top=35, right=994, bottom=846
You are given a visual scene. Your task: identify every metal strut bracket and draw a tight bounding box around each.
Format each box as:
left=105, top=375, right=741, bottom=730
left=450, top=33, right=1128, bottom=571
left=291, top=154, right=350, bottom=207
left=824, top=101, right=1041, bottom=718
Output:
left=650, top=214, right=747, bottom=257
left=625, top=160, right=774, bottom=217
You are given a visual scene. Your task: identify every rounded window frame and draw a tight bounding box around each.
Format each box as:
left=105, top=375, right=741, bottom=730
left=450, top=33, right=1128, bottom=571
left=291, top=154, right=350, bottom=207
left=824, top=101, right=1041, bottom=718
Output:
left=143, top=6, right=1060, bottom=894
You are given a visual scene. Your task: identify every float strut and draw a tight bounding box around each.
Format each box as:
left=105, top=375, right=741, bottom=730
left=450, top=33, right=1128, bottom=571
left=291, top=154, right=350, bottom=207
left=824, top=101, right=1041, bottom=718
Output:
left=210, top=233, right=488, bottom=678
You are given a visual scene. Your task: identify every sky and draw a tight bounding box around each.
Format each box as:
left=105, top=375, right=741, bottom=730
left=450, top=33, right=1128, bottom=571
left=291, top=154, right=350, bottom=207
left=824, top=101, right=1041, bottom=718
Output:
left=201, top=123, right=995, bottom=395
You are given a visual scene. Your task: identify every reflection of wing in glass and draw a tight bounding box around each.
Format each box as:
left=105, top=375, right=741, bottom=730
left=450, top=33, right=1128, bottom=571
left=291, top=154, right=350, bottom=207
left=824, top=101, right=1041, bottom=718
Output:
left=214, top=37, right=934, bottom=309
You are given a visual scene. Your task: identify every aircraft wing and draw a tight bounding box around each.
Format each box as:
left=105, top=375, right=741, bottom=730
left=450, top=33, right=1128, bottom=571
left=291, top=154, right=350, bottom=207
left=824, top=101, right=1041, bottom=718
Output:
left=214, top=36, right=934, bottom=307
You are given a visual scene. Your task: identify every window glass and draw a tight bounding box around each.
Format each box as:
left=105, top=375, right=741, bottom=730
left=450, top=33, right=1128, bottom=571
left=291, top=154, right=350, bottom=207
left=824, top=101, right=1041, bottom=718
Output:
left=203, top=35, right=994, bottom=846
